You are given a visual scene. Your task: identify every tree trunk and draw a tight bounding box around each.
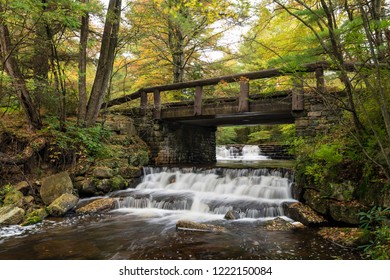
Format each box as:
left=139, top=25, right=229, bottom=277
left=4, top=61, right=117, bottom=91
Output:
left=0, top=5, right=42, bottom=130
left=84, top=0, right=122, bottom=126
left=78, top=0, right=89, bottom=125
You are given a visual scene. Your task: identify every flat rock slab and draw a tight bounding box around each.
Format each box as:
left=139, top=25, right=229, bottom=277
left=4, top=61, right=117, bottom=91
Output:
left=176, top=220, right=226, bottom=233
left=76, top=198, right=117, bottom=214
left=283, top=202, right=327, bottom=226
left=317, top=227, right=368, bottom=247
left=0, top=205, right=25, bottom=225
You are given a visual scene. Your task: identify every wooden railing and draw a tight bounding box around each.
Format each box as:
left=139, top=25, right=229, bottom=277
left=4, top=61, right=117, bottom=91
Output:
left=105, top=61, right=362, bottom=119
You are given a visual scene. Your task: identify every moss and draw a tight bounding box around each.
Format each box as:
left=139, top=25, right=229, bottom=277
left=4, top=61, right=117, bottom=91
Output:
left=109, top=175, right=128, bottom=191
left=21, top=208, right=48, bottom=226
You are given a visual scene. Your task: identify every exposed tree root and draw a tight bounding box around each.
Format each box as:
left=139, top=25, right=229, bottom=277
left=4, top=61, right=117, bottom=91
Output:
left=0, top=137, right=47, bottom=165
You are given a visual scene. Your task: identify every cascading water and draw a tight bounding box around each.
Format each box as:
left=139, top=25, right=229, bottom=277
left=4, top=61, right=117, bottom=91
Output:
left=216, top=145, right=269, bottom=161
left=111, top=167, right=296, bottom=221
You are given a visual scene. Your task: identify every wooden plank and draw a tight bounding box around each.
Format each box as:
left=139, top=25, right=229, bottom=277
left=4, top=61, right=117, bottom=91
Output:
left=153, top=89, right=161, bottom=119
left=194, top=86, right=203, bottom=115
left=316, top=67, right=325, bottom=93
left=238, top=79, right=249, bottom=112
left=292, top=76, right=304, bottom=111
left=140, top=91, right=147, bottom=115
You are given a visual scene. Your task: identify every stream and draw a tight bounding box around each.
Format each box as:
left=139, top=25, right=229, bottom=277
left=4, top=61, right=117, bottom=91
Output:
left=0, top=145, right=362, bottom=260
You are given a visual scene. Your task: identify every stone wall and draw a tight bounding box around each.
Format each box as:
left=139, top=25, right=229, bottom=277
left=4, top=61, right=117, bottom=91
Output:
left=293, top=92, right=341, bottom=137
left=133, top=114, right=216, bottom=165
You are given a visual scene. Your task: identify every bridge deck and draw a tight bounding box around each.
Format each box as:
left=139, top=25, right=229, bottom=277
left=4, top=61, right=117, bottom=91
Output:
left=124, top=92, right=295, bottom=127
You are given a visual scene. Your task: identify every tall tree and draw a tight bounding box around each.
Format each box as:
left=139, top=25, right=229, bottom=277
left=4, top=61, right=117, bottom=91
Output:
left=126, top=0, right=249, bottom=88
left=84, top=0, right=122, bottom=126
left=78, top=0, right=89, bottom=124
left=0, top=3, right=42, bottom=130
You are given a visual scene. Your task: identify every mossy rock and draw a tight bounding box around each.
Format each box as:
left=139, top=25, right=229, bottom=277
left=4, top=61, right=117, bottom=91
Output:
left=47, top=193, right=79, bottom=216
left=128, top=150, right=149, bottom=167
left=21, top=208, right=48, bottom=226
left=92, top=166, right=114, bottom=179
left=4, top=190, right=24, bottom=207
left=109, top=175, right=128, bottom=191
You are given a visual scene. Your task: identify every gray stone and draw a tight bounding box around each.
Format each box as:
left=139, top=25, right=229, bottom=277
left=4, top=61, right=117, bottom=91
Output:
left=47, top=193, right=79, bottom=216
left=40, top=172, right=74, bottom=205
left=93, top=167, right=114, bottom=179
left=0, top=205, right=25, bottom=225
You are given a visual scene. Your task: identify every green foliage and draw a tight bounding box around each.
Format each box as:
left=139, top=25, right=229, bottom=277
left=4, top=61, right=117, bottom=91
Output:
left=248, top=130, right=271, bottom=143
left=41, top=118, right=114, bottom=165
left=359, top=206, right=390, bottom=231
left=0, top=184, right=14, bottom=204
left=358, top=206, right=390, bottom=259
left=216, top=127, right=237, bottom=145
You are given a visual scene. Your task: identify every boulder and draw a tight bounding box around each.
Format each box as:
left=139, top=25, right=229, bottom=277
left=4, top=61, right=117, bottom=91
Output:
left=93, top=167, right=114, bottom=179
left=0, top=205, right=25, bottom=225
left=263, top=217, right=295, bottom=231
left=75, top=198, right=117, bottom=214
left=283, top=202, right=327, bottom=226
left=303, top=189, right=328, bottom=215
left=47, top=193, right=79, bottom=216
left=329, top=201, right=366, bottom=225
left=40, top=172, right=74, bottom=205
left=176, top=220, right=226, bottom=232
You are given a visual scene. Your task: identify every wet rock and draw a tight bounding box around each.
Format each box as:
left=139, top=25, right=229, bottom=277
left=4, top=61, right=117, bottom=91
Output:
left=0, top=205, right=25, bottom=225
left=224, top=209, right=241, bottom=220
left=47, top=193, right=79, bottom=216
left=329, top=201, right=366, bottom=225
left=176, top=220, right=226, bottom=232
left=263, top=217, right=295, bottom=231
left=283, top=202, right=327, bottom=226
left=317, top=227, right=368, bottom=247
left=40, top=172, right=74, bottom=205
left=21, top=208, right=48, bottom=226
left=95, top=179, right=111, bottom=193
left=93, top=167, right=114, bottom=179
left=75, top=198, right=117, bottom=214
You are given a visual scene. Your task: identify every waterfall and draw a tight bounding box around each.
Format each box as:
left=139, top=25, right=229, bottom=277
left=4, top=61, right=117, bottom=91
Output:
left=112, top=167, right=296, bottom=220
left=216, top=145, right=269, bottom=161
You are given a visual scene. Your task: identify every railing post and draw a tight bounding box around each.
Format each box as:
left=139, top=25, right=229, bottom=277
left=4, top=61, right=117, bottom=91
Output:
left=140, top=91, right=147, bottom=115
left=194, top=85, right=203, bottom=116
left=153, top=89, right=161, bottom=119
left=238, top=78, right=249, bottom=113
left=292, top=75, right=304, bottom=111
left=315, top=67, right=325, bottom=93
